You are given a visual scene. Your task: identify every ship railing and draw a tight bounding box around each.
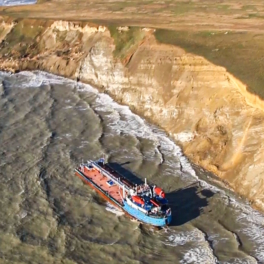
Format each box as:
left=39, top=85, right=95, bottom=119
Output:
left=88, top=161, right=130, bottom=192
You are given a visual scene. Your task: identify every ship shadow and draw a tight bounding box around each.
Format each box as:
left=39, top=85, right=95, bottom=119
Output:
left=166, top=185, right=214, bottom=226
left=108, top=162, right=144, bottom=186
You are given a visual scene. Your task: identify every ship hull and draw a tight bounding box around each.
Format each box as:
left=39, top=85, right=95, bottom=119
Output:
left=75, top=170, right=122, bottom=208
left=123, top=201, right=172, bottom=227
left=75, top=169, right=171, bottom=227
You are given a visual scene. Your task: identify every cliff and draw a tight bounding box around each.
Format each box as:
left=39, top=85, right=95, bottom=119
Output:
left=1, top=18, right=264, bottom=212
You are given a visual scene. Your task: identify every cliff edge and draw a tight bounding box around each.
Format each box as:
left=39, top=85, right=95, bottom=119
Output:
left=1, top=18, right=264, bottom=211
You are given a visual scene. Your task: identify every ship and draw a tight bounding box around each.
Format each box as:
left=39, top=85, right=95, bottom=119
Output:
left=74, top=158, right=172, bottom=227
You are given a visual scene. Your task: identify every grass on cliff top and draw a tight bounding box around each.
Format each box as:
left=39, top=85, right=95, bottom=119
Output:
left=155, top=29, right=264, bottom=99
left=32, top=0, right=263, bottom=16
left=108, top=26, right=145, bottom=60
left=0, top=19, right=45, bottom=58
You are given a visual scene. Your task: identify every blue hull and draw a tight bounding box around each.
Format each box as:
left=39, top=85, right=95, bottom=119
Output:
left=123, top=201, right=172, bottom=227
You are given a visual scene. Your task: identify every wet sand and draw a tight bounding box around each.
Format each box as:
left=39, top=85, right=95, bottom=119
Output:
left=0, top=71, right=263, bottom=264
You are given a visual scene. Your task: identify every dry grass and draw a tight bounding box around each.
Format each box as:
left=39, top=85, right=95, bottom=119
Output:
left=1, top=0, right=264, bottom=31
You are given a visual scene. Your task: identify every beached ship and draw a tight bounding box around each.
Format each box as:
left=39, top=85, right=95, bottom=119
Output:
left=74, top=158, right=172, bottom=227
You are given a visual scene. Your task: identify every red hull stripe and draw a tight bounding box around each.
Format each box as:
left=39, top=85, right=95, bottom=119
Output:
left=75, top=170, right=122, bottom=206
left=75, top=170, right=137, bottom=220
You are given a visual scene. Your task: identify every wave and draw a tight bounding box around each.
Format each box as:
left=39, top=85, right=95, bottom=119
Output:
left=105, top=202, right=124, bottom=217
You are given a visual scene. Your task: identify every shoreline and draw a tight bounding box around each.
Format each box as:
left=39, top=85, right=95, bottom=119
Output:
left=2, top=68, right=258, bottom=215
left=1, top=18, right=264, bottom=214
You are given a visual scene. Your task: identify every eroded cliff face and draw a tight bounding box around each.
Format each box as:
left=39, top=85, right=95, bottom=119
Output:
left=1, top=18, right=264, bottom=211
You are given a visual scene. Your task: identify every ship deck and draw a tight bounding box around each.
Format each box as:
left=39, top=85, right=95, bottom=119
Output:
left=82, top=166, right=124, bottom=204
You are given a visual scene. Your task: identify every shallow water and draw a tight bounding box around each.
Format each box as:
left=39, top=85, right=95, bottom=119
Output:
left=0, top=71, right=263, bottom=264
left=0, top=0, right=36, bottom=6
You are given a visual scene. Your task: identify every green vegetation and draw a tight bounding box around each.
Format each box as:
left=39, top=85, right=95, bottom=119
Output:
left=217, top=5, right=230, bottom=10
left=242, top=5, right=258, bottom=11
left=108, top=1, right=139, bottom=12
left=236, top=13, right=264, bottom=19
left=0, top=19, right=45, bottom=58
left=171, top=2, right=196, bottom=15
left=108, top=26, right=145, bottom=59
left=7, top=0, right=264, bottom=21
left=154, top=29, right=264, bottom=98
